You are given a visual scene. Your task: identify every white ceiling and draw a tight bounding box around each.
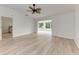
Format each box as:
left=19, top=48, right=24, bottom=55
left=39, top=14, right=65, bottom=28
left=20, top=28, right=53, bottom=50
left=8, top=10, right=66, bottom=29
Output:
left=0, top=4, right=76, bottom=19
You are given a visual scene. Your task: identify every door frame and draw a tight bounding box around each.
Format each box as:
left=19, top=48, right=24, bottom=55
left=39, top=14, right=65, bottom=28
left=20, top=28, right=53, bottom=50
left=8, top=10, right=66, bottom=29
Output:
left=1, top=16, right=13, bottom=39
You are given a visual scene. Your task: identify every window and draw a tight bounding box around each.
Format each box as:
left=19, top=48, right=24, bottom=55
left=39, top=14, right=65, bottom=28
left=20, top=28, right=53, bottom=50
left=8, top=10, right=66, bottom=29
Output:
left=45, top=22, right=51, bottom=29
left=38, top=20, right=52, bottom=31
left=38, top=23, right=44, bottom=29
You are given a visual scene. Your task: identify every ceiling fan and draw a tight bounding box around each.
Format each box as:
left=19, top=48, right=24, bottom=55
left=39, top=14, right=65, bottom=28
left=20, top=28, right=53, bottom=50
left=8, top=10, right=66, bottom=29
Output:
left=27, top=4, right=41, bottom=14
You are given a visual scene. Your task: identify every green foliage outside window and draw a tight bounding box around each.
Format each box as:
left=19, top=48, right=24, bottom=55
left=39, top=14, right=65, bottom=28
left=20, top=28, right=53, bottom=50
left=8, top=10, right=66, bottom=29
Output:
left=38, top=20, right=51, bottom=30
left=45, top=22, right=51, bottom=29
left=39, top=23, right=44, bottom=28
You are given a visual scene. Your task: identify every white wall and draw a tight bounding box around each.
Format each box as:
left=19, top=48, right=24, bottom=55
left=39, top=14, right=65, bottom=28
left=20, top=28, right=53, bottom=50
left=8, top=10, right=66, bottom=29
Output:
left=13, top=15, right=34, bottom=37
left=33, top=19, right=37, bottom=33
left=75, top=5, right=79, bottom=48
left=0, top=7, right=34, bottom=39
left=35, top=11, right=75, bottom=39
left=34, top=12, right=75, bottom=40
left=52, top=11, right=75, bottom=39
left=0, top=18, right=2, bottom=40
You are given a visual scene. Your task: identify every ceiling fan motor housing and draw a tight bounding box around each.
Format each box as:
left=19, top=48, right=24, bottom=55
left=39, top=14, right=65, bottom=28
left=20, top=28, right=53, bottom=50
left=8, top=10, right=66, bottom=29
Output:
left=33, top=4, right=35, bottom=6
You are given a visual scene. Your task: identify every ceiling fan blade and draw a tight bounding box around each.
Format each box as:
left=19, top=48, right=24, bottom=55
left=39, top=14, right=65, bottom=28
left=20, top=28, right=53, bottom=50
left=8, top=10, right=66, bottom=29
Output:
left=37, top=11, right=41, bottom=13
left=35, top=8, right=41, bottom=14
left=27, top=10, right=32, bottom=12
left=32, top=10, right=36, bottom=14
left=36, top=8, right=41, bottom=11
left=36, top=10, right=41, bottom=14
left=29, top=6, right=33, bottom=10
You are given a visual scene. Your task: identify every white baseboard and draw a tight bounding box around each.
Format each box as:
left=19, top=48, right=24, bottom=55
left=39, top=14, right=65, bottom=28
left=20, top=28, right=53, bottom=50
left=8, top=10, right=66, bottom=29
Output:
left=53, top=34, right=74, bottom=40
left=74, top=38, right=79, bottom=48
left=13, top=32, right=34, bottom=39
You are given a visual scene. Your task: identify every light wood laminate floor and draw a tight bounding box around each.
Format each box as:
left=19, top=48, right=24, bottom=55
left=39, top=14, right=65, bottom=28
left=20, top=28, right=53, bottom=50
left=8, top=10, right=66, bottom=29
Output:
left=2, top=33, right=12, bottom=39
left=0, top=33, right=79, bottom=55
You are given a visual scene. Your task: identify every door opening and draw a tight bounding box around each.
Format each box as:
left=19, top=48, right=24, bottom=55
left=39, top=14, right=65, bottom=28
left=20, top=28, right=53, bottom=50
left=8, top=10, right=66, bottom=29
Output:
left=1, top=16, right=13, bottom=40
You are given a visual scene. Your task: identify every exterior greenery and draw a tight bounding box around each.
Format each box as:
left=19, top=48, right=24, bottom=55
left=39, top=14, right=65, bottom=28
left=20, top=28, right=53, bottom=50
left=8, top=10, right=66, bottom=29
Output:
left=38, top=20, right=51, bottom=30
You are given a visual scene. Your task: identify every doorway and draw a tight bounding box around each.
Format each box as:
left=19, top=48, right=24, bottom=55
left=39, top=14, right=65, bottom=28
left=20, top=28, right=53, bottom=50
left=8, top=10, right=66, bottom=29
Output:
left=1, top=16, right=13, bottom=40
left=37, top=20, right=52, bottom=35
